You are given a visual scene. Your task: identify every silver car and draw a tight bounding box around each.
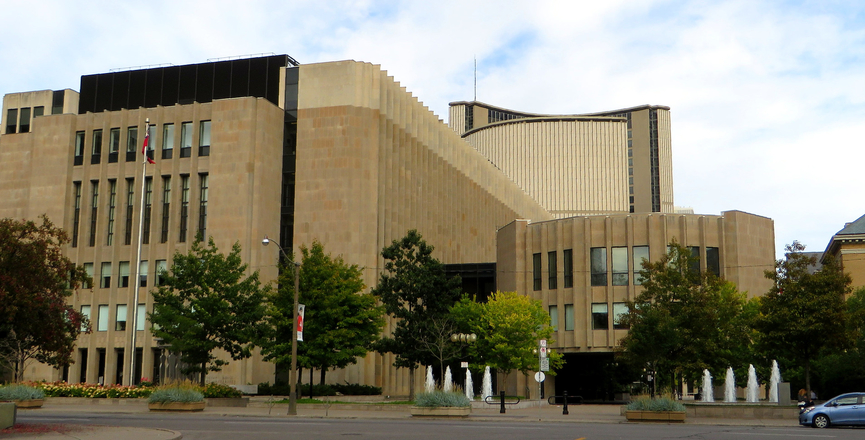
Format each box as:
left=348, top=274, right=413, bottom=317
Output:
left=799, top=392, right=865, bottom=428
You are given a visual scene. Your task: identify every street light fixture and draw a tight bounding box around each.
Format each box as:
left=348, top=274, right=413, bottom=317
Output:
left=262, top=235, right=300, bottom=416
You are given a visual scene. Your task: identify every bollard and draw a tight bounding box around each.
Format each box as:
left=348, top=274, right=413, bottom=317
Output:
left=500, top=390, right=507, bottom=414
left=562, top=390, right=569, bottom=415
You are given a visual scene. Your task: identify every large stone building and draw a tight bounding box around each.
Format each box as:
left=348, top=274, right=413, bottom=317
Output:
left=0, top=54, right=775, bottom=398
left=822, top=213, right=865, bottom=291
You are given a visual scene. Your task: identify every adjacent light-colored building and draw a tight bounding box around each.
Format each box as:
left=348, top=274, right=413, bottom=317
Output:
left=822, top=213, right=865, bottom=291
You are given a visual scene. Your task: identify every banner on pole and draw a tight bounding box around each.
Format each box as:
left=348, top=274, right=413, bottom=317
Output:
left=297, top=304, right=305, bottom=342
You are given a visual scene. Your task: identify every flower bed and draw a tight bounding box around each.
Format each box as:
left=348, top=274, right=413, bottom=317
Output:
left=22, top=381, right=241, bottom=399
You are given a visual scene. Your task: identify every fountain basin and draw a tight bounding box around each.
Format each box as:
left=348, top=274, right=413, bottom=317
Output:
left=683, top=402, right=798, bottom=419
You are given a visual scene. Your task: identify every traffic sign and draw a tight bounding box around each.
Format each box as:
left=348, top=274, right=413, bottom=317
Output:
left=540, top=358, right=550, bottom=372
left=539, top=347, right=547, bottom=358
left=539, top=339, right=547, bottom=347
left=534, top=372, right=545, bottom=383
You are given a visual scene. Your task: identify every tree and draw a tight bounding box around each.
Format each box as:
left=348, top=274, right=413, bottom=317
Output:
left=813, top=287, right=865, bottom=396
left=0, top=216, right=89, bottom=381
left=371, top=230, right=463, bottom=400
left=754, top=241, right=853, bottom=394
left=453, top=291, right=563, bottom=386
left=149, top=237, right=269, bottom=385
left=261, top=240, right=384, bottom=391
left=616, top=241, right=752, bottom=394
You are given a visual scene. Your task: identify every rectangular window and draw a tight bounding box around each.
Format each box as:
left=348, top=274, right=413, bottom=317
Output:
left=180, top=122, right=192, bottom=158
left=33, top=106, right=44, bottom=118
left=613, top=303, right=629, bottom=330
left=115, top=304, right=127, bottom=331
left=592, top=303, right=609, bottom=330
left=160, top=176, right=171, bottom=243
left=106, top=180, right=116, bottom=246
left=532, top=253, right=542, bottom=291
left=197, top=174, right=208, bottom=239
left=707, top=247, right=720, bottom=277
left=633, top=246, right=649, bottom=285
left=142, top=178, right=152, bottom=244
left=124, top=178, right=134, bottom=245
left=139, top=260, right=148, bottom=287
left=83, top=263, right=94, bottom=289
left=548, top=251, right=557, bottom=290
left=689, top=246, right=701, bottom=274
left=179, top=175, right=190, bottom=242
left=136, top=304, right=146, bottom=331
left=74, top=131, right=85, bottom=165
left=564, top=304, right=574, bottom=331
left=156, top=260, right=168, bottom=286
left=161, top=123, right=174, bottom=159
left=590, top=247, right=607, bottom=286
left=5, top=108, right=17, bottom=133
left=89, top=181, right=99, bottom=247
left=144, top=125, right=155, bottom=162
left=108, top=128, right=120, bottom=162
left=198, top=120, right=211, bottom=156
left=72, top=182, right=82, bottom=247
left=563, top=249, right=573, bottom=288
left=549, top=305, right=558, bottom=331
left=119, top=261, right=130, bottom=288
left=100, top=262, right=111, bottom=288
left=90, top=129, right=102, bottom=164
left=19, top=107, right=30, bottom=133
left=97, top=305, right=109, bottom=331
left=612, top=247, right=629, bottom=286
left=126, top=127, right=138, bottom=161
left=80, top=305, right=91, bottom=331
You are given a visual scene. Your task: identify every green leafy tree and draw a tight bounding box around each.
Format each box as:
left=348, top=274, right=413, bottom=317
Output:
left=453, top=291, right=563, bottom=386
left=813, top=287, right=865, bottom=396
left=149, top=237, right=269, bottom=385
left=0, top=216, right=89, bottom=381
left=371, top=230, right=462, bottom=400
left=261, top=240, right=384, bottom=390
left=754, top=241, right=853, bottom=394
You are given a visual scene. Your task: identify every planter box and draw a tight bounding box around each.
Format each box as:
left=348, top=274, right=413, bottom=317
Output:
left=625, top=410, right=686, bottom=422
left=410, top=406, right=471, bottom=417
left=148, top=401, right=206, bottom=411
left=0, top=402, right=16, bottom=429
left=13, top=399, right=44, bottom=409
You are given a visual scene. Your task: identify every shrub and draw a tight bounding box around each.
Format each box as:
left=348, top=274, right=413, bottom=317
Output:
left=415, top=390, right=470, bottom=408
left=26, top=381, right=152, bottom=398
left=202, top=383, right=242, bottom=398
left=148, top=383, right=204, bottom=404
left=0, top=384, right=45, bottom=401
left=626, top=396, right=685, bottom=412
left=257, top=381, right=382, bottom=396
left=334, top=383, right=382, bottom=396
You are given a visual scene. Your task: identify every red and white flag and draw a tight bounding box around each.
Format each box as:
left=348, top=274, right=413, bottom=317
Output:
left=142, top=126, right=155, bottom=164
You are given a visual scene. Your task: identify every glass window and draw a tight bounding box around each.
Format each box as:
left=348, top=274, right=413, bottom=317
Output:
left=548, top=251, right=557, bottom=290
left=549, top=305, right=558, bottom=331
left=136, top=304, right=146, bottom=331
left=19, top=107, right=30, bottom=133
left=106, top=180, right=116, bottom=246
left=161, top=176, right=171, bottom=243
left=72, top=182, right=82, bottom=247
left=115, top=304, right=127, bottom=331
left=689, top=246, right=701, bottom=274
left=97, top=305, right=109, bottom=332
left=5, top=108, right=17, bottom=133
left=707, top=247, right=720, bottom=277
left=139, top=260, right=148, bottom=287
left=613, top=303, right=629, bottom=329
left=74, top=131, right=85, bottom=165
left=180, top=122, right=192, bottom=157
left=590, top=247, right=607, bottom=286
left=197, top=174, right=208, bottom=239
left=563, top=249, right=573, bottom=288
left=124, top=178, right=134, bottom=245
left=83, top=263, right=94, bottom=289
left=126, top=127, right=138, bottom=161
left=198, top=120, right=211, bottom=156
left=592, top=303, right=609, bottom=330
left=80, top=305, right=91, bottom=331
left=109, top=128, right=120, bottom=152
left=89, top=181, right=98, bottom=247
left=612, top=247, right=629, bottom=286
left=564, top=304, right=575, bottom=331
left=100, top=262, right=111, bottom=288
left=143, top=178, right=153, bottom=244
left=179, top=175, right=190, bottom=242
left=532, top=253, right=542, bottom=291
left=119, top=261, right=130, bottom=288
left=633, top=246, right=649, bottom=285
left=33, top=106, right=44, bottom=118
left=162, top=123, right=174, bottom=159
left=156, top=260, right=168, bottom=286
left=91, top=129, right=102, bottom=164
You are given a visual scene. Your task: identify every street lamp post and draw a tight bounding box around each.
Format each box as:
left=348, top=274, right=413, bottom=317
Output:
left=262, top=235, right=299, bottom=416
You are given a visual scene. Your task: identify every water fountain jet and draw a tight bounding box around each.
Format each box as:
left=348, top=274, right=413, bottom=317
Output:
left=465, top=370, right=474, bottom=401
left=482, top=366, right=493, bottom=400
left=443, top=366, right=453, bottom=392
left=769, top=360, right=781, bottom=403
left=724, top=367, right=736, bottom=403
left=701, top=369, right=714, bottom=402
left=746, top=364, right=759, bottom=402
left=425, top=366, right=434, bottom=393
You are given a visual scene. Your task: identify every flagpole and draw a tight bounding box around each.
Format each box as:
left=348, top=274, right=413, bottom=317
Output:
left=127, top=117, right=149, bottom=386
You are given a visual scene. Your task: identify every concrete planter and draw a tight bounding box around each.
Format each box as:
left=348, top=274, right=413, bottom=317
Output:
left=625, top=410, right=686, bottom=422
left=148, top=401, right=206, bottom=411
left=1, top=402, right=16, bottom=429
left=13, top=399, right=44, bottom=409
left=410, top=406, right=471, bottom=417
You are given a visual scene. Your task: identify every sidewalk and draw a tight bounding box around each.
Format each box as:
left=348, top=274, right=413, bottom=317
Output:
left=4, top=398, right=800, bottom=439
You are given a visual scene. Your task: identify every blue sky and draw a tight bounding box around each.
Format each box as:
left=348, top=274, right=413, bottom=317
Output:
left=2, top=0, right=863, bottom=258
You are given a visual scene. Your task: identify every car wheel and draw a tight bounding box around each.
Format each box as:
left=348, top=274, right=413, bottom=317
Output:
left=812, top=414, right=830, bottom=429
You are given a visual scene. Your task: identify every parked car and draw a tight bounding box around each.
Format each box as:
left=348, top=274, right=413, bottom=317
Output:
left=799, top=392, right=865, bottom=428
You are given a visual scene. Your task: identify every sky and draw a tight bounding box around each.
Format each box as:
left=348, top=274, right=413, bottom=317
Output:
left=1, top=0, right=863, bottom=259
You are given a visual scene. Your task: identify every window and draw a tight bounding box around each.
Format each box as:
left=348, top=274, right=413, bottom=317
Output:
left=612, top=247, right=629, bottom=286
left=180, top=122, right=192, bottom=158
left=106, top=180, right=116, bottom=246
left=633, top=246, right=649, bottom=285
left=100, top=262, right=111, bottom=288
left=707, top=247, right=720, bottom=277
left=136, top=304, right=146, bottom=331
left=142, top=178, right=152, bottom=244
left=549, top=305, right=558, bottom=331
left=532, top=253, right=542, bottom=291
left=74, top=131, right=85, bottom=165
left=97, top=305, right=109, bottom=331
left=5, top=108, right=17, bottom=133
left=160, top=176, right=171, bottom=243
left=108, top=128, right=120, bottom=163
left=162, top=123, right=174, bottom=159
left=119, top=261, right=130, bottom=288
left=72, top=182, right=82, bottom=247
left=592, top=303, right=609, bottom=330
left=126, top=127, right=138, bottom=162
left=197, top=174, right=208, bottom=239
left=563, top=249, right=573, bottom=288
left=52, top=90, right=64, bottom=114
left=89, top=181, right=99, bottom=247
left=33, top=106, right=44, bottom=118
left=19, top=107, right=30, bottom=133
left=179, top=175, right=190, bottom=242
left=590, top=247, right=607, bottom=286
left=198, top=120, right=211, bottom=156
left=548, top=251, right=557, bottom=289
left=80, top=305, right=91, bottom=331
left=144, top=125, right=155, bottom=162
left=156, top=260, right=168, bottom=286
left=613, top=303, right=629, bottom=329
left=115, top=305, right=127, bottom=331
left=564, top=304, right=575, bottom=331
left=124, top=178, right=134, bottom=245
left=83, top=263, right=94, bottom=289
left=91, top=129, right=102, bottom=164
left=689, top=246, right=701, bottom=274
left=139, top=260, right=148, bottom=287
